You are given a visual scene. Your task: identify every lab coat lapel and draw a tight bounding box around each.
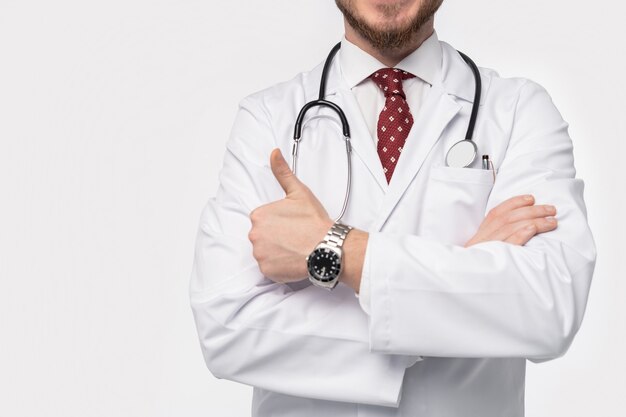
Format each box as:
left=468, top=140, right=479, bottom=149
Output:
left=305, top=57, right=389, bottom=193
left=371, top=84, right=461, bottom=231
left=333, top=89, right=390, bottom=192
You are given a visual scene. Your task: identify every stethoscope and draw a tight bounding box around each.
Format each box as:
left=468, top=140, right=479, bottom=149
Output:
left=291, top=41, right=482, bottom=222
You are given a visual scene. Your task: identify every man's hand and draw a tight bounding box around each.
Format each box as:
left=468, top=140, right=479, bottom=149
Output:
left=464, top=194, right=558, bottom=247
left=248, top=148, right=334, bottom=283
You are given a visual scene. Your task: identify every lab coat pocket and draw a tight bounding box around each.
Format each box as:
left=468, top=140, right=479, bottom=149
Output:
left=420, top=166, right=495, bottom=245
left=428, top=165, right=496, bottom=185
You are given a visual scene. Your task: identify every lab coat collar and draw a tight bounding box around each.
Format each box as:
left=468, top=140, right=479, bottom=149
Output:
left=339, top=29, right=441, bottom=89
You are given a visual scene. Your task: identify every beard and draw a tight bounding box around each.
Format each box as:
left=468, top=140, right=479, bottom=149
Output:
left=335, top=0, right=444, bottom=50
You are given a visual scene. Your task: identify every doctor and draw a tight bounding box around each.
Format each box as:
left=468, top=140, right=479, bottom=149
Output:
left=189, top=1, right=597, bottom=416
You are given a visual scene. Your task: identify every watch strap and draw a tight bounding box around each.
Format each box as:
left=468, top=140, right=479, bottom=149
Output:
left=323, top=222, right=353, bottom=248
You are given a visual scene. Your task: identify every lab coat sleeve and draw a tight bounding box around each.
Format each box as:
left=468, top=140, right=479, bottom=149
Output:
left=364, top=79, right=597, bottom=361
left=356, top=260, right=371, bottom=315
left=189, top=95, right=420, bottom=408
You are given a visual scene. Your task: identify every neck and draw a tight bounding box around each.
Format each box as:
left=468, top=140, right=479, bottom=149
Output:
left=344, top=18, right=435, bottom=67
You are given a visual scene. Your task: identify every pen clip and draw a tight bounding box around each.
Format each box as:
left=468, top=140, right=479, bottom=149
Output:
left=482, top=154, right=496, bottom=183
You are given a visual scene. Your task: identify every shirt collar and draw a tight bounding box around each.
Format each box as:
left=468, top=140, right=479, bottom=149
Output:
left=338, top=29, right=442, bottom=89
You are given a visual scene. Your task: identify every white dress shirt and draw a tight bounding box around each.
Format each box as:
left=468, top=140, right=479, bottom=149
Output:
left=338, top=30, right=443, bottom=314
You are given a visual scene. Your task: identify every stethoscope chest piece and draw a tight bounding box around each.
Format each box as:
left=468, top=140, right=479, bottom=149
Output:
left=445, top=139, right=477, bottom=168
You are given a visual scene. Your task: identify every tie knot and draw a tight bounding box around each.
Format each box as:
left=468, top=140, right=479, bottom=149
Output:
left=368, top=68, right=415, bottom=99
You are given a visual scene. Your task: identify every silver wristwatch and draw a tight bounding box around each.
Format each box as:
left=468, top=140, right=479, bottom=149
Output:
left=306, top=221, right=353, bottom=290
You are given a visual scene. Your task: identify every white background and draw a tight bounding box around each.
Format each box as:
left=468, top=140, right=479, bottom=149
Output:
left=0, top=0, right=624, bottom=416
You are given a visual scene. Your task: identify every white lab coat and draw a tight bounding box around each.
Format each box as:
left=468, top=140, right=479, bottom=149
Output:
left=189, top=38, right=597, bottom=417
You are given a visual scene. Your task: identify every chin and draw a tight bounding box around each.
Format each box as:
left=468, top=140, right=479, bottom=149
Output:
left=365, top=0, right=421, bottom=26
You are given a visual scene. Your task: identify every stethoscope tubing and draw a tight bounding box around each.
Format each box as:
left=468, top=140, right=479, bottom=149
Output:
left=292, top=42, right=353, bottom=222
left=456, top=50, right=481, bottom=141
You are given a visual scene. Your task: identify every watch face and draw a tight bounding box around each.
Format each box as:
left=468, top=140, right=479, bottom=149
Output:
left=307, top=247, right=341, bottom=282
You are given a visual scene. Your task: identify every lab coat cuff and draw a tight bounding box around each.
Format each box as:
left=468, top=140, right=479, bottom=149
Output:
left=365, top=232, right=423, bottom=364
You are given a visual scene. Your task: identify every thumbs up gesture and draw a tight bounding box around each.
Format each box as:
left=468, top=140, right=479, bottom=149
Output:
left=248, top=148, right=334, bottom=283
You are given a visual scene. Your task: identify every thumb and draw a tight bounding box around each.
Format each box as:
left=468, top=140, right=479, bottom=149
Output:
left=270, top=148, right=304, bottom=196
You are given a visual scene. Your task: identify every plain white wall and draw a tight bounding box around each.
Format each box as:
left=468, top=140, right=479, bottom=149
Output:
left=0, top=0, right=623, bottom=416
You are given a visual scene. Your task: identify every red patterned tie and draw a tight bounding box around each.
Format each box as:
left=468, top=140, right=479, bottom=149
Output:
left=369, top=68, right=416, bottom=183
